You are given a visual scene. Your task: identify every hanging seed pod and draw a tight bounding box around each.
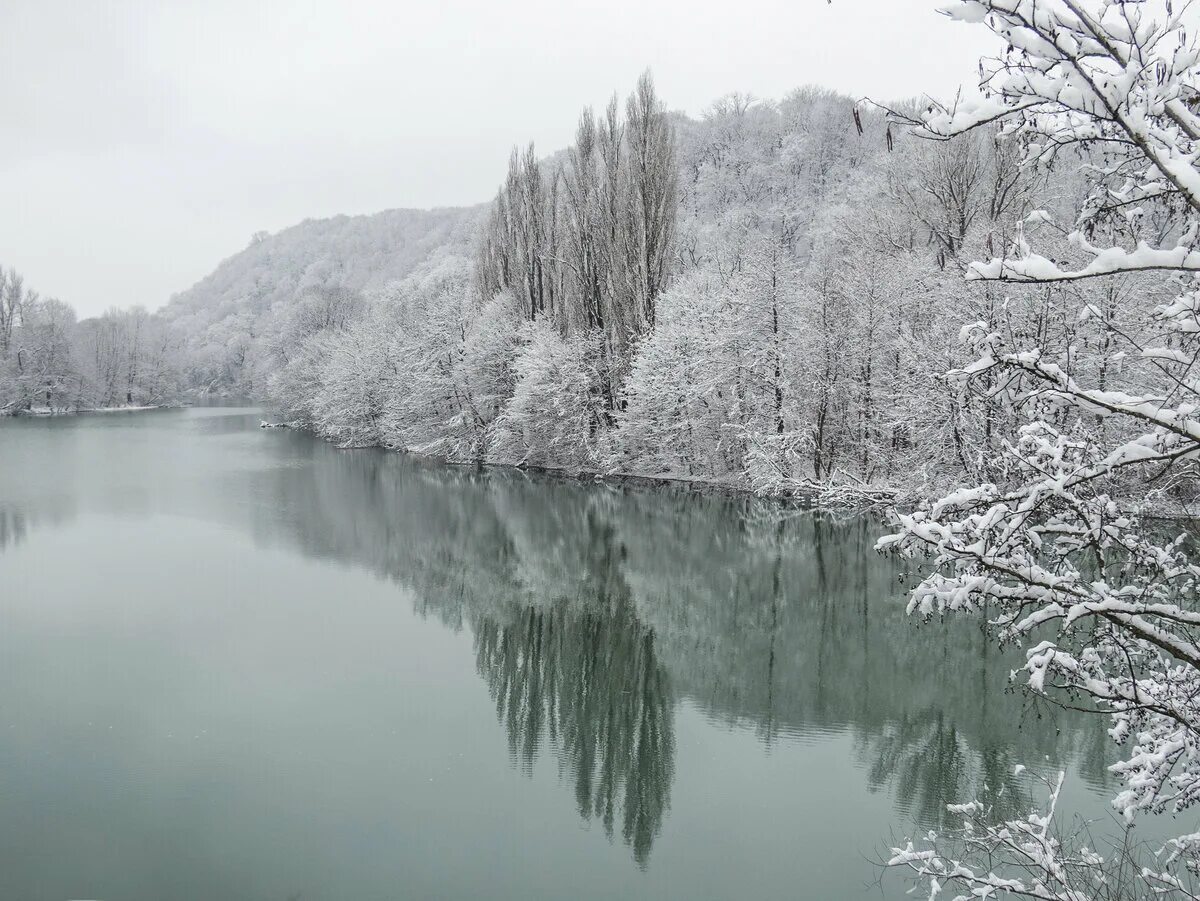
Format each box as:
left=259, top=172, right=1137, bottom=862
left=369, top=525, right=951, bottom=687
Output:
left=852, top=105, right=863, bottom=135
left=886, top=125, right=894, bottom=152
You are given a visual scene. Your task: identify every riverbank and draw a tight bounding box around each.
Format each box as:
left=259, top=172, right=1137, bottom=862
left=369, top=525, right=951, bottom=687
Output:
left=262, top=417, right=901, bottom=511
left=449, top=458, right=898, bottom=509
left=272, top=421, right=1198, bottom=520
left=1, top=403, right=178, bottom=418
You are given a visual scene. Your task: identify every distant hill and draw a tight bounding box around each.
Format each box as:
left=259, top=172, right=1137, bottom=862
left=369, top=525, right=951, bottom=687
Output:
left=160, top=205, right=485, bottom=392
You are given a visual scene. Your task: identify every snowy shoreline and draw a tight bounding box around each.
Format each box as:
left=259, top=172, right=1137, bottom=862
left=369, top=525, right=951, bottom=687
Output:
left=271, top=421, right=894, bottom=511
left=1, top=403, right=175, bottom=418
left=272, top=423, right=1200, bottom=521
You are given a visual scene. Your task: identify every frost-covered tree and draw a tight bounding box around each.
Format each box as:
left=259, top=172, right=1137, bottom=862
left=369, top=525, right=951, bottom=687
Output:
left=624, top=71, right=679, bottom=332
left=490, top=322, right=605, bottom=471
left=615, top=243, right=806, bottom=483
left=311, top=311, right=393, bottom=447
left=479, top=72, right=679, bottom=372
left=0, top=265, right=180, bottom=413
left=74, top=307, right=179, bottom=407
left=267, top=285, right=368, bottom=429
left=8, top=295, right=80, bottom=411
left=0, top=268, right=26, bottom=357
left=375, top=254, right=493, bottom=456
left=477, top=145, right=561, bottom=323
left=879, top=2, right=1200, bottom=897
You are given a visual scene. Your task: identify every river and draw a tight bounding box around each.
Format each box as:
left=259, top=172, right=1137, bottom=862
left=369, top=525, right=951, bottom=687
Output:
left=0, top=406, right=1119, bottom=900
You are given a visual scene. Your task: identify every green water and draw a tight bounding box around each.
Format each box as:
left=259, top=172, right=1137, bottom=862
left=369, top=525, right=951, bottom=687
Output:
left=0, top=407, right=1117, bottom=900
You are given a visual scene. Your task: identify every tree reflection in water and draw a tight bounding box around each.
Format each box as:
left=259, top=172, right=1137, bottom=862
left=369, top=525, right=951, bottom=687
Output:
left=475, top=599, right=673, bottom=866
left=1, top=416, right=1118, bottom=866
left=471, top=511, right=673, bottom=865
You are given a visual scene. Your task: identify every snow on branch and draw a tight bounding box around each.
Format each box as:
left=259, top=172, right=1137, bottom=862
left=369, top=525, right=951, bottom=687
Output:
left=879, top=2, right=1200, bottom=891
left=890, top=768, right=1200, bottom=900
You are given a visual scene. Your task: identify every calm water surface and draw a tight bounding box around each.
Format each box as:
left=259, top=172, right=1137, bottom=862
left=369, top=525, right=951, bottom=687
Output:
left=0, top=408, right=1118, bottom=900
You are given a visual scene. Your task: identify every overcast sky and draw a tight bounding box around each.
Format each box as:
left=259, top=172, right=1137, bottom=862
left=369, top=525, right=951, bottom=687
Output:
left=0, top=0, right=996, bottom=317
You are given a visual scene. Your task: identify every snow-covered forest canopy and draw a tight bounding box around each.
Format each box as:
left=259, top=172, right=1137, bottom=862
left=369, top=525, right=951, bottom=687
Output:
left=126, top=69, right=1129, bottom=505
left=0, top=266, right=178, bottom=413
left=0, top=207, right=483, bottom=413
left=12, top=54, right=1176, bottom=510
left=240, top=58, right=1198, bottom=518
left=254, top=70, right=1014, bottom=497
left=6, top=63, right=1123, bottom=505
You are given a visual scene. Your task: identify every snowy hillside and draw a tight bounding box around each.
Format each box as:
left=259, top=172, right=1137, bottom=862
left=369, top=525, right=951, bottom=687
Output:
left=159, top=205, right=485, bottom=392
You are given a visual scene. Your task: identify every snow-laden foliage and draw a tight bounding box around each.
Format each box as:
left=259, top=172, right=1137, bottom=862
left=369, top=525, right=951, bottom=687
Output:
left=0, top=68, right=1071, bottom=494
left=490, top=322, right=606, bottom=470
left=888, top=767, right=1170, bottom=901
left=0, top=264, right=179, bottom=413
left=879, top=2, right=1200, bottom=898
left=240, top=69, right=1144, bottom=501
left=614, top=245, right=807, bottom=483
left=28, top=64, right=1189, bottom=514
left=158, top=206, right=482, bottom=394
left=614, top=269, right=773, bottom=480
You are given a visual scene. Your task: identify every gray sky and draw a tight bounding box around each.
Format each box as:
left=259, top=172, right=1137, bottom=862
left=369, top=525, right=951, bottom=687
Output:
left=0, top=0, right=996, bottom=317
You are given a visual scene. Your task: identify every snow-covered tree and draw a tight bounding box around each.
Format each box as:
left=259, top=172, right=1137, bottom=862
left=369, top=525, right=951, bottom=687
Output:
left=879, top=2, right=1200, bottom=897
left=267, top=285, right=368, bottom=429
left=376, top=254, right=485, bottom=456
left=74, top=306, right=179, bottom=407
left=0, top=268, right=27, bottom=358
left=490, top=321, right=605, bottom=471
left=7, top=296, right=80, bottom=411
left=478, top=71, right=679, bottom=380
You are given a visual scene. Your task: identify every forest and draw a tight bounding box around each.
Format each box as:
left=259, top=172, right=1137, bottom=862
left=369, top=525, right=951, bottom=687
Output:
left=0, top=269, right=177, bottom=412
left=251, top=75, right=1065, bottom=505
left=4, top=67, right=1149, bottom=508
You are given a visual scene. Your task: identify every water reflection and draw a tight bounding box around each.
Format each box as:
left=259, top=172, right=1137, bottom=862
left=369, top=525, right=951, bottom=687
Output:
left=476, top=597, right=673, bottom=867
left=0, top=507, right=29, bottom=550
left=0, top=410, right=1114, bottom=865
